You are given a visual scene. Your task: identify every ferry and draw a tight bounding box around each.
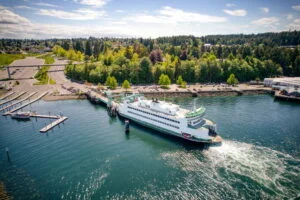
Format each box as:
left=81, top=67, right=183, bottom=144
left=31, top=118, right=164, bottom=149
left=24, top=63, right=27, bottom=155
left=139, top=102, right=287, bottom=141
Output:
left=11, top=111, right=31, bottom=120
left=117, top=94, right=222, bottom=143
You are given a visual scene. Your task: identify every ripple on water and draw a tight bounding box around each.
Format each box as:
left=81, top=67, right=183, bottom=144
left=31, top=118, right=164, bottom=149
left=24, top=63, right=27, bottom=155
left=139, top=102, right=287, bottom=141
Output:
left=158, top=140, right=300, bottom=199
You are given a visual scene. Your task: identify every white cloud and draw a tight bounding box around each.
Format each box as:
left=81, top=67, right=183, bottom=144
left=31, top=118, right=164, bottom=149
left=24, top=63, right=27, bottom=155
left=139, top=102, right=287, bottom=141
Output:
left=33, top=3, right=58, bottom=7
left=15, top=5, right=35, bottom=10
left=124, top=6, right=226, bottom=24
left=286, top=14, right=293, bottom=20
left=223, top=9, right=247, bottom=16
left=225, top=3, right=235, bottom=8
left=288, top=18, right=300, bottom=30
left=115, top=9, right=125, bottom=13
left=292, top=5, right=300, bottom=11
left=37, top=8, right=105, bottom=20
left=252, top=17, right=279, bottom=26
left=75, top=0, right=110, bottom=7
left=261, top=7, right=269, bottom=13
left=0, top=6, right=31, bottom=24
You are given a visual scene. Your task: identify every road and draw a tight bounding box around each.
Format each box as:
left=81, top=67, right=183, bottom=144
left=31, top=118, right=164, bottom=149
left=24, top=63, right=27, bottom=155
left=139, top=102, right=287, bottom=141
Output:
left=0, top=57, right=76, bottom=95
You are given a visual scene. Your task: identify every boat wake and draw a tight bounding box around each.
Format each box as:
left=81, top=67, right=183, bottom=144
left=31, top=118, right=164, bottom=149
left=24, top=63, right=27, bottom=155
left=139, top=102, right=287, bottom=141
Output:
left=159, top=140, right=300, bottom=199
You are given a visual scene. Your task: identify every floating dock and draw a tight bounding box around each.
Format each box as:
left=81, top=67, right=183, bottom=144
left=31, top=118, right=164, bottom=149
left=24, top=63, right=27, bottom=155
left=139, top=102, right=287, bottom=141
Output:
left=0, top=92, right=37, bottom=112
left=3, top=92, right=48, bottom=115
left=0, top=91, right=15, bottom=100
left=0, top=91, right=27, bottom=106
left=39, top=116, right=68, bottom=133
left=2, top=90, right=69, bottom=133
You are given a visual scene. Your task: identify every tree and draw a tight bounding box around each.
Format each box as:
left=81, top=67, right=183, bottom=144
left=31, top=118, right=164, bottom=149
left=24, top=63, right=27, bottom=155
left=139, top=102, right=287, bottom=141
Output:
left=158, top=74, right=171, bottom=89
left=124, top=46, right=134, bottom=59
left=105, top=76, right=118, bottom=90
left=122, top=80, right=131, bottom=92
left=176, top=75, right=183, bottom=85
left=176, top=75, right=187, bottom=88
left=227, top=73, right=239, bottom=86
left=139, top=57, right=152, bottom=83
left=74, top=41, right=84, bottom=52
left=93, top=41, right=101, bottom=58
left=85, top=40, right=92, bottom=56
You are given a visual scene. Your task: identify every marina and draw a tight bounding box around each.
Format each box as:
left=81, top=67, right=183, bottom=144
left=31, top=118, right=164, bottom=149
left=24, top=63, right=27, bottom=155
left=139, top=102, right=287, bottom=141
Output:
left=0, top=91, right=27, bottom=106
left=1, top=91, right=68, bottom=133
left=0, top=91, right=15, bottom=100
left=0, top=95, right=299, bottom=199
left=0, top=92, right=37, bottom=112
left=3, top=92, right=49, bottom=115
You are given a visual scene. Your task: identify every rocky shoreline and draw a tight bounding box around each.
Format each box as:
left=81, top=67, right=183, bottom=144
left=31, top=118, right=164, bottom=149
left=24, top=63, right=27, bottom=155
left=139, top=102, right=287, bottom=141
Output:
left=141, top=88, right=272, bottom=98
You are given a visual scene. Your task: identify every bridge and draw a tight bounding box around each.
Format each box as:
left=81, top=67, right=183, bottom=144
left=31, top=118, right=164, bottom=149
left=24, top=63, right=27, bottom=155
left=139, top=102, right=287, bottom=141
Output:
left=4, top=63, right=81, bottom=79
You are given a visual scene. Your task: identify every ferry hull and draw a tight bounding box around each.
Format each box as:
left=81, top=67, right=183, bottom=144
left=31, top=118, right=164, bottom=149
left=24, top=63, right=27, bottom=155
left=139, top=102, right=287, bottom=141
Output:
left=118, top=112, right=220, bottom=144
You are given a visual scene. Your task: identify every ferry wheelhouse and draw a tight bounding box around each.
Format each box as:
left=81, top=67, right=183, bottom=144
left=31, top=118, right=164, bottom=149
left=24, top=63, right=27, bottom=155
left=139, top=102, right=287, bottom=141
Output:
left=118, top=94, right=222, bottom=143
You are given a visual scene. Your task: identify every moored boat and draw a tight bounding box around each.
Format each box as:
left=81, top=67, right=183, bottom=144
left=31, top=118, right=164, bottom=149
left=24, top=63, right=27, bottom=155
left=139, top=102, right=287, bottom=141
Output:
left=10, top=111, right=31, bottom=120
left=118, top=94, right=222, bottom=144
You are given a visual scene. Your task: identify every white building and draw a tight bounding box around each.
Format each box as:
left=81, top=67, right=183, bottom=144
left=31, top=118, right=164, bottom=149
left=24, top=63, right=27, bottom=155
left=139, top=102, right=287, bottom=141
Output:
left=264, top=77, right=300, bottom=88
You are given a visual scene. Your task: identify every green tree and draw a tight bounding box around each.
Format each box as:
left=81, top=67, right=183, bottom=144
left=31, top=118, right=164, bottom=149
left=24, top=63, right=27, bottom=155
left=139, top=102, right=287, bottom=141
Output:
left=139, top=57, right=152, bottom=83
left=124, top=46, right=134, bottom=59
left=85, top=40, right=92, bottom=56
left=176, top=75, right=187, bottom=88
left=122, top=80, right=131, bottom=92
left=227, top=73, right=239, bottom=86
left=176, top=75, right=183, bottom=85
left=105, top=76, right=118, bottom=90
left=158, top=74, right=171, bottom=89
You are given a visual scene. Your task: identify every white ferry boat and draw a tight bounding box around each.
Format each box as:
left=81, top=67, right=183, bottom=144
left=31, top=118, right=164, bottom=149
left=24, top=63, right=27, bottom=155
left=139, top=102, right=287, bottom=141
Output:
left=118, top=94, right=222, bottom=143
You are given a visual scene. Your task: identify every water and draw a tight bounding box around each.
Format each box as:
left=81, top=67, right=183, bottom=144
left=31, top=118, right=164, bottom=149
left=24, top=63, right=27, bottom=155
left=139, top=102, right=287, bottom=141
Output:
left=0, top=95, right=299, bottom=199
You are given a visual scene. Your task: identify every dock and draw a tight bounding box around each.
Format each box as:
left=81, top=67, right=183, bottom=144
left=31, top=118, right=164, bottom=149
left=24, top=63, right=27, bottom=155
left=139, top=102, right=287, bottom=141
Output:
left=0, top=92, right=37, bottom=112
left=2, top=90, right=69, bottom=133
left=0, top=91, right=27, bottom=106
left=0, top=91, right=15, bottom=100
left=40, top=116, right=68, bottom=133
left=85, top=90, right=108, bottom=105
left=3, top=91, right=48, bottom=115
left=274, top=91, right=300, bottom=102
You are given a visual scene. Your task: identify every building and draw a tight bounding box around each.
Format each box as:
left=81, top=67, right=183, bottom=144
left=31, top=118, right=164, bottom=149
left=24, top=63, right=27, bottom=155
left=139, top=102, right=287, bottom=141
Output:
left=264, top=77, right=300, bottom=88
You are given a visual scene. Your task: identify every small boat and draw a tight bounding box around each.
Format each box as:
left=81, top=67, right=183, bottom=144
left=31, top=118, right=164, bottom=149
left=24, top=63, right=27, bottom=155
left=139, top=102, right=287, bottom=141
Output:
left=11, top=111, right=31, bottom=120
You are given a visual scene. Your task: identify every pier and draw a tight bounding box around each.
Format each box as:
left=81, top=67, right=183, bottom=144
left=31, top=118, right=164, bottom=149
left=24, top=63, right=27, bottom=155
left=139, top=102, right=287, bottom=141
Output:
left=2, top=90, right=69, bottom=133
left=0, top=91, right=15, bottom=100
left=3, top=92, right=48, bottom=115
left=0, top=91, right=27, bottom=106
left=0, top=92, right=37, bottom=112
left=39, top=116, right=68, bottom=133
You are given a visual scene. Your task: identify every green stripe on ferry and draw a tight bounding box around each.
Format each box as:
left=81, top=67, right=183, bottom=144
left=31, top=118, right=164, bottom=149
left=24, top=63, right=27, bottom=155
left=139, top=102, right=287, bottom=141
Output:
left=185, top=107, right=206, bottom=118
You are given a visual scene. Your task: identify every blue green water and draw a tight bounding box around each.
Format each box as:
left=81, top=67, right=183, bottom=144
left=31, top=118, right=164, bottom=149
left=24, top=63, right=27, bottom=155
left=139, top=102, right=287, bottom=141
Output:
left=0, top=95, right=299, bottom=199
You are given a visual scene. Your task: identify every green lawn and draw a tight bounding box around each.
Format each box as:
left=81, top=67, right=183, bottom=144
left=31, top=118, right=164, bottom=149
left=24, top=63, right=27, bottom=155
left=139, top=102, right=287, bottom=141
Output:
left=0, top=54, right=26, bottom=67
left=37, top=53, right=55, bottom=64
left=34, top=66, right=56, bottom=85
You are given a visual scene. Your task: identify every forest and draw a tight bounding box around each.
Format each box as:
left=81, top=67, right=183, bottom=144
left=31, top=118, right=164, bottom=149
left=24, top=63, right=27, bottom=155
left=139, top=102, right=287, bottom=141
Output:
left=1, top=31, right=300, bottom=85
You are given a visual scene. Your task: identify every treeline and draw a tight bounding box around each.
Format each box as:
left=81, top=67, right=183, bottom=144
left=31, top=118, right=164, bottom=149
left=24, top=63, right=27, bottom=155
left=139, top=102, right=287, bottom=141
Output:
left=64, top=53, right=284, bottom=85
left=1, top=31, right=300, bottom=85
left=59, top=32, right=300, bottom=85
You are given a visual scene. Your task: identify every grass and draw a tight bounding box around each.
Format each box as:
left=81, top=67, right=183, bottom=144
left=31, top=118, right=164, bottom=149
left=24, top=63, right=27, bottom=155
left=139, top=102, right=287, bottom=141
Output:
left=37, top=53, right=55, bottom=64
left=0, top=54, right=26, bottom=67
left=34, top=66, right=56, bottom=85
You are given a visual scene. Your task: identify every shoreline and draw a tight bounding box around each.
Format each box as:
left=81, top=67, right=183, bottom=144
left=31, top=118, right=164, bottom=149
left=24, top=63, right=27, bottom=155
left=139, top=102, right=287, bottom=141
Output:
left=42, top=94, right=86, bottom=101
left=0, top=86, right=273, bottom=102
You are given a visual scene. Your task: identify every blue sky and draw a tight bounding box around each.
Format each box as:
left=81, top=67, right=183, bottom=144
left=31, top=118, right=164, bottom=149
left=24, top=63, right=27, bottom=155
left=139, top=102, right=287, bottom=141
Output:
left=0, top=0, right=299, bottom=38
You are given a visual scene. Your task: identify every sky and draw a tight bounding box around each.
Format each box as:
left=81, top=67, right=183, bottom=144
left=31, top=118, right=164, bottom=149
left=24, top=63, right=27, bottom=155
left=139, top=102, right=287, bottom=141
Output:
left=0, top=0, right=300, bottom=39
